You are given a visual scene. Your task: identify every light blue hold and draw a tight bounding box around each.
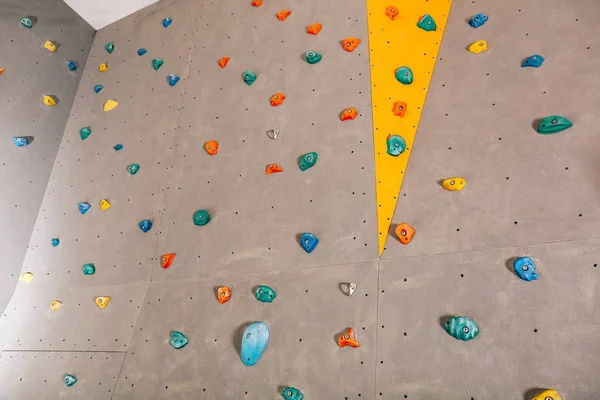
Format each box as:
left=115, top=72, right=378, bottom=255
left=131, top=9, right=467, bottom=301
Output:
left=468, top=13, right=488, bottom=28
left=78, top=202, right=91, bottom=215
left=513, top=256, right=539, bottom=281
left=521, top=55, right=545, bottom=68
left=168, top=74, right=180, bottom=86
left=66, top=60, right=77, bottom=71
left=162, top=17, right=172, bottom=28
left=13, top=137, right=28, bottom=147
left=240, top=321, right=270, bottom=367
left=94, top=84, right=104, bottom=93
left=137, top=48, right=147, bottom=56
left=51, top=238, right=59, bottom=247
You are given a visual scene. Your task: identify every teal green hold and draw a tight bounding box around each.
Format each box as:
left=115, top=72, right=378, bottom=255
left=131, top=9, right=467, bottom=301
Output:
left=243, top=70, right=257, bottom=86
left=170, top=331, right=189, bottom=349
left=193, top=209, right=210, bottom=226
left=417, top=14, right=437, bottom=31
left=255, top=285, right=276, bottom=303
left=386, top=135, right=406, bottom=157
left=299, top=152, right=318, bottom=171
left=395, top=66, right=413, bottom=85
left=105, top=42, right=114, bottom=54
left=80, top=127, right=91, bottom=140
left=152, top=59, right=164, bottom=70
left=445, top=316, right=479, bottom=341
left=63, top=374, right=77, bottom=387
left=537, top=116, right=573, bottom=135
left=128, top=164, right=140, bottom=175
left=305, top=51, right=322, bottom=64
left=282, top=387, right=304, bottom=400
left=82, top=263, right=95, bottom=275
left=21, top=17, right=33, bottom=28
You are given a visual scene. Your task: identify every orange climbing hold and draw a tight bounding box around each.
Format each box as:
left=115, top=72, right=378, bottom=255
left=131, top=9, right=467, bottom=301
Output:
left=251, top=0, right=262, bottom=7
left=277, top=10, right=291, bottom=21
left=266, top=163, right=283, bottom=174
left=307, top=23, right=322, bottom=35
left=270, top=93, right=286, bottom=107
left=161, top=253, right=176, bottom=269
left=340, top=107, right=358, bottom=121
left=385, top=6, right=399, bottom=20
left=338, top=327, right=360, bottom=348
left=204, top=140, right=218, bottom=155
left=0, top=68, right=4, bottom=75
left=217, top=286, right=231, bottom=304
left=342, top=38, right=361, bottom=52
left=395, top=223, right=415, bottom=245
left=392, top=101, right=407, bottom=117
left=218, top=57, right=230, bottom=68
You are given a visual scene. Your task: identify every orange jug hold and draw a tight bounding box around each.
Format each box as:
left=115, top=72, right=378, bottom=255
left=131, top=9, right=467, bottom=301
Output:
left=161, top=253, right=176, bottom=269
left=342, top=38, right=361, bottom=52
left=204, top=140, right=218, bottom=155
left=395, top=222, right=415, bottom=244
left=340, top=107, right=357, bottom=121
left=217, top=286, right=231, bottom=304
left=270, top=93, right=286, bottom=107
left=277, top=9, right=291, bottom=21
left=338, top=327, right=360, bottom=348
left=266, top=163, right=283, bottom=174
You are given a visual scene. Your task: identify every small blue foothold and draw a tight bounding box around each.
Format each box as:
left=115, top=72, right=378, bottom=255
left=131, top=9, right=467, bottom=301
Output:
left=468, top=13, right=488, bottom=28
left=300, top=233, right=319, bottom=253
left=94, top=84, right=104, bottom=93
left=162, top=17, right=172, bottom=28
left=114, top=144, right=123, bottom=151
left=139, top=219, right=152, bottom=233
left=168, top=74, right=180, bottom=86
left=521, top=55, right=545, bottom=68
left=13, top=137, right=29, bottom=147
left=513, top=256, right=539, bottom=281
left=51, top=238, right=59, bottom=247
left=78, top=202, right=91, bottom=215
left=66, top=60, right=77, bottom=71
left=137, top=48, right=147, bottom=56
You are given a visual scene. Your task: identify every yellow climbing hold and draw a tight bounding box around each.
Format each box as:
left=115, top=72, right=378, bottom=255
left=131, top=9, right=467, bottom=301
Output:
left=532, top=390, right=562, bottom=400
left=100, top=199, right=111, bottom=211
left=103, top=99, right=118, bottom=112
left=44, top=40, right=57, bottom=52
left=442, top=177, right=466, bottom=191
left=49, top=300, right=63, bottom=311
left=95, top=296, right=111, bottom=309
left=43, top=95, right=56, bottom=106
left=468, top=40, right=488, bottom=54
left=19, top=272, right=34, bottom=283
left=99, top=63, right=108, bottom=72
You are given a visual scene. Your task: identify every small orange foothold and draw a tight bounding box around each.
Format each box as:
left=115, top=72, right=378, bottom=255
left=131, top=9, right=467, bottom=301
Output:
left=270, top=93, right=286, bottom=107
left=392, top=101, right=407, bottom=117
left=338, top=327, right=360, bottom=348
left=307, top=23, right=322, bottom=35
left=342, top=38, right=361, bottom=52
left=0, top=68, right=4, bottom=75
left=385, top=5, right=399, bottom=20
left=266, top=163, right=283, bottom=174
left=340, top=107, right=358, bottom=121
left=161, top=253, right=176, bottom=269
left=277, top=9, right=291, bottom=21
left=205, top=140, right=218, bottom=156
left=395, top=223, right=415, bottom=245
left=252, top=0, right=262, bottom=6
left=217, top=286, right=231, bottom=304
left=218, top=57, right=230, bottom=68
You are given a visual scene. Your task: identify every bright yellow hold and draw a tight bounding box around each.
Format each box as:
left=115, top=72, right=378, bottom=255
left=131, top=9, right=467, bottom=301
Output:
left=103, top=99, right=118, bottom=112
left=19, top=272, right=34, bottom=283
left=99, top=63, right=108, bottom=72
left=100, top=199, right=111, bottom=211
left=442, top=177, right=466, bottom=191
left=43, top=95, right=57, bottom=106
left=44, top=40, right=57, bottom=52
left=95, top=296, right=112, bottom=309
left=468, top=40, right=488, bottom=54
left=49, top=300, right=63, bottom=311
left=532, top=389, right=561, bottom=400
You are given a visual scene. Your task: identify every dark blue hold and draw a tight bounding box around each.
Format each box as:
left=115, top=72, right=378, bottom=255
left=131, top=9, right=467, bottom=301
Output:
left=468, top=13, right=488, bottom=28
left=66, top=60, right=77, bottom=71
left=13, top=137, right=29, bottom=147
left=137, top=48, right=147, bottom=56
left=300, top=233, right=319, bottom=253
left=168, top=74, right=180, bottom=86
left=114, top=144, right=123, bottom=151
left=94, top=84, right=104, bottom=93
left=162, top=17, right=172, bottom=28
left=78, top=202, right=91, bottom=215
left=51, top=238, right=60, bottom=247
left=521, top=55, right=545, bottom=68
left=513, top=256, right=539, bottom=282
left=139, top=219, right=152, bottom=233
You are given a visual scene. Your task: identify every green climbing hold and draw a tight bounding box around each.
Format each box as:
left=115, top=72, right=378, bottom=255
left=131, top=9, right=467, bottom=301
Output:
left=105, top=42, right=114, bottom=54
left=386, top=135, right=406, bottom=157
left=128, top=164, right=140, bottom=175
left=305, top=51, right=322, bottom=64
left=282, top=387, right=304, bottom=400
left=417, top=14, right=437, bottom=31
left=21, top=17, right=33, bottom=29
left=170, top=331, right=189, bottom=349
left=299, top=152, right=318, bottom=171
left=80, top=127, right=92, bottom=140
left=193, top=209, right=211, bottom=226
left=243, top=70, right=257, bottom=86
left=445, top=316, right=479, bottom=341
left=82, top=263, right=96, bottom=275
left=537, top=116, right=572, bottom=135
left=63, top=374, right=77, bottom=387
left=152, top=59, right=164, bottom=71
left=255, top=285, right=276, bottom=303
left=395, top=66, right=413, bottom=85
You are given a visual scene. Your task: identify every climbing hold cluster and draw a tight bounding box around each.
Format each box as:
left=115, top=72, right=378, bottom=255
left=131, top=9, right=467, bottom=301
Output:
left=394, top=222, right=415, bottom=244
left=395, top=66, right=413, bottom=84
left=300, top=233, right=319, bottom=253
left=255, top=285, right=276, bottom=303
left=241, top=321, right=270, bottom=367
left=337, top=327, right=360, bottom=348
left=386, top=135, right=406, bottom=157
left=445, top=316, right=479, bottom=341
left=537, top=116, right=572, bottom=134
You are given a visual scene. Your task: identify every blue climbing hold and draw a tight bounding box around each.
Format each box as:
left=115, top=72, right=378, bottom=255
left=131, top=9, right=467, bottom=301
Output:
left=21, top=17, right=33, bottom=29
left=66, top=60, right=77, bottom=71
left=51, top=238, right=59, bottom=247
left=522, top=55, right=545, bottom=68
left=416, top=14, right=437, bottom=31
left=63, top=374, right=77, bottom=387
left=386, top=135, right=406, bottom=157
left=13, top=137, right=28, bottom=147
left=114, top=144, right=123, bottom=151
left=168, top=74, right=180, bottom=86
left=139, top=219, right=152, bottom=233
left=94, top=84, right=104, bottom=93
left=243, top=70, right=257, bottom=86
left=82, top=263, right=95, bottom=275
left=162, top=17, right=172, bottom=28
left=170, top=331, right=189, bottom=349
left=445, top=316, right=479, bottom=341
left=395, top=66, right=413, bottom=85
left=78, top=202, right=91, bottom=215
left=80, top=127, right=92, bottom=140
left=282, top=387, right=304, bottom=400
left=300, top=233, right=319, bottom=253
left=468, top=13, right=488, bottom=28
left=513, top=256, right=539, bottom=281
left=240, top=321, right=270, bottom=367
left=138, top=48, right=147, bottom=56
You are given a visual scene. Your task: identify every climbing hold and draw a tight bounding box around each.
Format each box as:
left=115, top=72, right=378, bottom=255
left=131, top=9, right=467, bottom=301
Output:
left=78, top=202, right=91, bottom=215
left=49, top=300, right=63, bottom=311
left=267, top=129, right=279, bottom=139
left=193, top=209, right=211, bottom=226
left=169, top=331, right=189, bottom=349
left=99, top=63, right=108, bottom=72
left=82, top=263, right=96, bottom=275
left=0, top=69, right=4, bottom=75
left=282, top=387, right=304, bottom=400
left=340, top=107, right=357, bottom=121
left=307, top=23, right=322, bottom=35
left=137, top=48, right=147, bottom=56
left=532, top=389, right=562, bottom=400
left=513, top=256, right=539, bottom=281
left=114, top=144, right=123, bottom=151
left=417, top=14, right=437, bottom=31
left=468, top=13, right=488, bottom=28
left=204, top=140, right=218, bottom=156
left=468, top=40, right=488, bottom=54
left=270, top=93, right=286, bottom=107
left=537, top=116, right=572, bottom=134
left=161, top=253, right=176, bottom=269
left=152, top=59, right=164, bottom=70
left=251, top=0, right=262, bottom=7
left=44, top=41, right=57, bottom=52
left=79, top=127, right=91, bottom=140
left=20, top=17, right=33, bottom=28
left=51, top=238, right=60, bottom=247
left=243, top=70, right=257, bottom=86
left=392, top=101, right=407, bottom=117
left=445, top=316, right=479, bottom=341
left=385, top=6, right=399, bottom=20
left=522, top=55, right=545, bottom=68
left=13, top=137, right=29, bottom=147
left=300, top=233, right=319, bottom=253
left=95, top=296, right=111, bottom=309
left=162, top=17, right=172, bottom=28
left=240, top=321, right=270, bottom=366
left=340, top=282, right=357, bottom=297
left=103, top=99, right=118, bottom=111
left=168, top=74, right=180, bottom=86
left=139, top=219, right=152, bottom=232
left=395, top=66, right=413, bottom=84
left=395, top=222, right=415, bottom=245
left=299, top=152, right=318, bottom=171
left=305, top=51, right=322, bottom=65
left=105, top=42, right=114, bottom=54
left=94, top=84, right=104, bottom=93
left=342, top=38, right=361, bottom=52
left=63, top=374, right=77, bottom=387
left=337, top=327, right=360, bottom=348
left=43, top=95, right=57, bottom=106
left=19, top=272, right=34, bottom=283
left=386, top=135, right=406, bottom=157
left=66, top=60, right=77, bottom=71
left=218, top=57, right=230, bottom=68
left=128, top=164, right=140, bottom=175
left=255, top=285, right=276, bottom=303
left=217, top=286, right=231, bottom=304
left=99, top=199, right=111, bottom=211
left=442, top=177, right=466, bottom=191
left=277, top=10, right=291, bottom=21
left=266, top=163, right=283, bottom=174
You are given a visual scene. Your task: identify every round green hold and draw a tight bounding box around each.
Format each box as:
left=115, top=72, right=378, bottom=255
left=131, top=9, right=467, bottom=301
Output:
left=305, top=51, right=322, bottom=65
left=386, top=135, right=406, bottom=157
left=82, top=263, right=95, bottom=275
left=299, top=152, right=318, bottom=171
left=128, top=164, right=140, bottom=175
left=193, top=209, right=210, bottom=226
left=395, top=66, right=413, bottom=85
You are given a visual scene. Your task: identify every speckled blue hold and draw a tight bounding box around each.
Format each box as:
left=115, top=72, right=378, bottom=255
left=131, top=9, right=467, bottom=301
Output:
left=300, top=233, right=319, bottom=253
left=78, top=202, right=91, bottom=215
left=51, top=238, right=60, bottom=247
left=521, top=55, right=545, bottom=68
left=137, top=48, right=147, bottom=56
left=168, top=74, right=180, bottom=86
left=162, top=17, right=172, bottom=28
left=94, top=84, right=104, bottom=93
left=13, top=137, right=28, bottom=147
left=468, top=13, right=488, bottom=28
left=240, top=321, right=270, bottom=367
left=66, top=60, right=77, bottom=71
left=139, top=219, right=152, bottom=233
left=114, top=144, right=123, bottom=151
left=513, top=256, right=539, bottom=281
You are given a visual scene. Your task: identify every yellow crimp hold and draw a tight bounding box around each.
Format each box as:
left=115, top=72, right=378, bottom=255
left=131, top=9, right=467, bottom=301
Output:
left=95, top=296, right=111, bottom=309
left=104, top=99, right=118, bottom=112
left=100, top=199, right=111, bottom=211
left=43, top=95, right=56, bottom=106
left=468, top=40, right=488, bottom=54
left=442, top=177, right=466, bottom=191
left=50, top=300, right=63, bottom=311
left=19, top=272, right=34, bottom=283
left=44, top=40, right=57, bottom=52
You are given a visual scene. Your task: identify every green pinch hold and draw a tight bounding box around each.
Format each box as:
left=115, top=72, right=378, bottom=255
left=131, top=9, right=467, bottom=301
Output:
left=299, top=152, right=318, bottom=171
left=82, top=263, right=96, bottom=275
left=305, top=50, right=322, bottom=64
left=128, top=164, right=140, bottom=175
left=243, top=70, right=257, bottom=86
left=63, top=373, right=77, bottom=387
left=152, top=59, right=164, bottom=71
left=21, top=17, right=33, bottom=29
left=386, top=135, right=406, bottom=157
left=170, top=331, right=189, bottom=349
left=417, top=14, right=437, bottom=31
left=193, top=209, right=210, bottom=226
left=395, top=66, right=413, bottom=85
left=537, top=115, right=572, bottom=135
left=255, top=285, right=276, bottom=303
left=445, top=316, right=479, bottom=341
left=105, top=42, right=114, bottom=54
left=80, top=127, right=92, bottom=140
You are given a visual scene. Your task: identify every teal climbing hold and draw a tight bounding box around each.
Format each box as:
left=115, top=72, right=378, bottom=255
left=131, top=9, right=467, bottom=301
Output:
left=20, top=17, right=33, bottom=29
left=13, top=137, right=28, bottom=147
left=82, top=263, right=95, bottom=275
left=243, top=70, right=257, bottom=86
left=114, top=144, right=123, bottom=151
left=63, top=374, right=77, bottom=387
left=51, top=238, right=59, bottom=247
left=445, top=316, right=479, bottom=341
left=128, top=164, right=140, bottom=175
left=395, top=66, right=413, bottom=85
left=168, top=74, right=180, bottom=86
left=386, top=135, right=406, bottom=157
left=66, top=60, right=77, bottom=71
left=94, top=84, right=104, bottom=93
left=240, top=321, right=270, bottom=367
left=305, top=51, right=322, bottom=64
left=78, top=202, right=91, bottom=214
left=137, top=48, right=147, bottom=56
left=537, top=116, right=572, bottom=134
left=162, top=17, right=173, bottom=28
left=417, top=14, right=437, bottom=31
left=282, top=387, right=304, bottom=400
left=80, top=127, right=91, bottom=140
left=152, top=59, right=164, bottom=70
left=193, top=209, right=210, bottom=226
left=254, top=285, right=276, bottom=303
left=299, top=152, right=318, bottom=171
left=105, top=42, right=114, bottom=54
left=169, top=331, right=189, bottom=349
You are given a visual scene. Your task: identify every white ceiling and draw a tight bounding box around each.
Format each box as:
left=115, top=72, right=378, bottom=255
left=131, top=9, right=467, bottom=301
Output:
left=63, top=0, right=159, bottom=30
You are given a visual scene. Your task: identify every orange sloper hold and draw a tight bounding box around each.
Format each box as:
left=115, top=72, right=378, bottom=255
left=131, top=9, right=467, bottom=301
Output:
left=277, top=10, right=291, bottom=21
left=218, top=57, right=230, bottom=68
left=340, top=107, right=358, bottom=121
left=217, top=286, right=231, bottom=304
left=270, top=93, right=285, bottom=107
left=205, top=140, right=218, bottom=155
left=0, top=68, right=4, bottom=75
left=251, top=0, right=262, bottom=6
left=392, top=101, right=407, bottom=117
left=161, top=253, right=176, bottom=269
left=385, top=5, right=399, bottom=20
left=266, top=164, right=283, bottom=174
left=307, top=23, right=322, bottom=35
left=338, top=327, right=360, bottom=348
left=342, top=38, right=361, bottom=52
left=395, top=223, right=415, bottom=245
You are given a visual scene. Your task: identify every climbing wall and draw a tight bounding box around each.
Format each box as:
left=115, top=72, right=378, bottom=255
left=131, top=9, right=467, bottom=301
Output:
left=0, top=0, right=94, bottom=314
